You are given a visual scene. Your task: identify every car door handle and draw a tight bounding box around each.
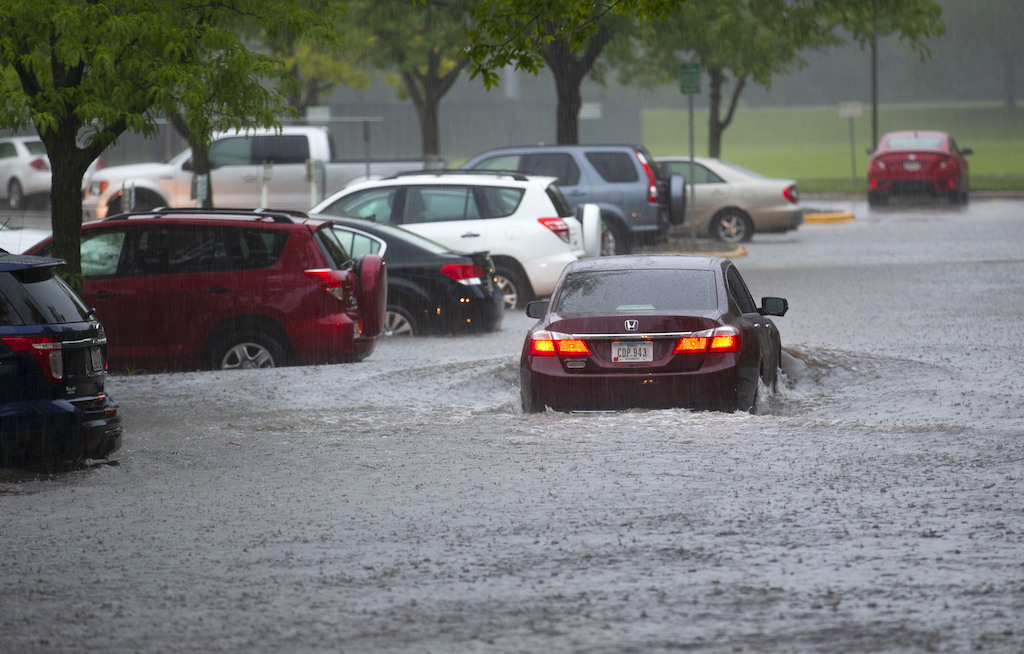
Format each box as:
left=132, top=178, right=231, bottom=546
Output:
left=461, top=232, right=481, bottom=238
left=90, top=290, right=117, bottom=299
left=242, top=175, right=258, bottom=183
left=206, top=285, right=231, bottom=294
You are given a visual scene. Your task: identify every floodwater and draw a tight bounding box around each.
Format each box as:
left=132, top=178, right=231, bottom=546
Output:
left=2, top=197, right=1023, bottom=653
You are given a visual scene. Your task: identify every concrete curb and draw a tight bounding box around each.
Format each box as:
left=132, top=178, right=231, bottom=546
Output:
left=654, top=246, right=748, bottom=258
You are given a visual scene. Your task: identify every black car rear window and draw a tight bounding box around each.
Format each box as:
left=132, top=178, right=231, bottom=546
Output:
left=0, top=269, right=92, bottom=326
left=585, top=152, right=640, bottom=183
left=554, top=269, right=718, bottom=314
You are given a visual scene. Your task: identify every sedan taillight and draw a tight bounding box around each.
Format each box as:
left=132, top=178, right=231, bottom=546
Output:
left=441, top=263, right=485, bottom=285
left=529, top=331, right=592, bottom=356
left=673, top=327, right=741, bottom=354
left=783, top=184, right=799, bottom=204
left=537, top=217, right=570, bottom=243
left=2, top=335, right=63, bottom=383
left=28, top=157, right=50, bottom=172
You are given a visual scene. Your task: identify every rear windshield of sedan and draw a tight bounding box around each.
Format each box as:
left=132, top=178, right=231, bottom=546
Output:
left=885, top=136, right=944, bottom=149
left=554, top=269, right=718, bottom=314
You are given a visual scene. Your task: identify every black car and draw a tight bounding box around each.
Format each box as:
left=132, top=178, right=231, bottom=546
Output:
left=1, top=251, right=122, bottom=467
left=327, top=217, right=503, bottom=336
left=520, top=254, right=788, bottom=413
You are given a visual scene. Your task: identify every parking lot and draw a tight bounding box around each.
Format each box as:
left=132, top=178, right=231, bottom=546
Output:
left=2, top=196, right=1023, bottom=653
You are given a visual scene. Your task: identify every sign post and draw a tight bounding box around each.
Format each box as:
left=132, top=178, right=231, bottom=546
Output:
left=680, top=63, right=700, bottom=242
left=838, top=102, right=863, bottom=188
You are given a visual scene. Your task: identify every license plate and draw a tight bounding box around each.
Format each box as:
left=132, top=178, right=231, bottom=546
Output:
left=612, top=340, right=652, bottom=363
left=903, top=161, right=922, bottom=171
left=89, top=346, right=104, bottom=373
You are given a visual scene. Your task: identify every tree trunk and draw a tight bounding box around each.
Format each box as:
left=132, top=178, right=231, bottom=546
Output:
left=706, top=67, right=746, bottom=159
left=403, top=51, right=468, bottom=166
left=1003, top=50, right=1017, bottom=110
left=169, top=113, right=213, bottom=208
left=543, top=26, right=613, bottom=146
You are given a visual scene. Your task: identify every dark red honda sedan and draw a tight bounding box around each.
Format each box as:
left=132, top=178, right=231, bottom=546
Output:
left=519, top=255, right=788, bottom=413
left=867, top=130, right=972, bottom=206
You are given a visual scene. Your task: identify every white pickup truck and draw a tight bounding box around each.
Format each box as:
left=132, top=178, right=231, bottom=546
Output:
left=82, top=126, right=427, bottom=220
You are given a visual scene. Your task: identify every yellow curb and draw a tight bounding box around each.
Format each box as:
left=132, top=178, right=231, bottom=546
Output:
left=804, top=211, right=855, bottom=224
left=659, top=246, right=748, bottom=258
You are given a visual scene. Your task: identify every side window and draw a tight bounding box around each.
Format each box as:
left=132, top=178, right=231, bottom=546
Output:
left=476, top=186, right=525, bottom=218
left=209, top=137, right=252, bottom=169
left=81, top=229, right=128, bottom=278
left=404, top=186, right=479, bottom=223
left=726, top=266, right=758, bottom=314
left=252, top=135, right=310, bottom=165
left=474, top=155, right=522, bottom=172
left=585, top=152, right=639, bottom=183
left=222, top=228, right=288, bottom=270
left=519, top=153, right=581, bottom=186
left=331, top=227, right=383, bottom=258
left=131, top=226, right=224, bottom=276
left=0, top=142, right=15, bottom=158
left=321, top=188, right=397, bottom=223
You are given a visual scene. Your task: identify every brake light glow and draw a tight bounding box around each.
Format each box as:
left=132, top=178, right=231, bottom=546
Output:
left=783, top=184, right=799, bottom=204
left=673, top=327, right=741, bottom=354
left=636, top=151, right=659, bottom=203
left=2, top=335, right=63, bottom=383
left=537, top=217, right=570, bottom=243
left=441, top=263, right=485, bottom=285
left=305, top=268, right=355, bottom=306
left=529, top=331, right=591, bottom=356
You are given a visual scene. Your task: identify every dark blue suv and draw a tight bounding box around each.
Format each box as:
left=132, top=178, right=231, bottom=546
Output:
left=1, top=251, right=122, bottom=468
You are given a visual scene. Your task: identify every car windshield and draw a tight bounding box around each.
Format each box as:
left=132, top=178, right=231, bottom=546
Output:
left=885, top=135, right=945, bottom=149
left=554, top=269, right=718, bottom=314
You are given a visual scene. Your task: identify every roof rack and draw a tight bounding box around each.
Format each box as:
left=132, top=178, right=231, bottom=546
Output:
left=384, top=169, right=530, bottom=182
left=102, top=207, right=309, bottom=224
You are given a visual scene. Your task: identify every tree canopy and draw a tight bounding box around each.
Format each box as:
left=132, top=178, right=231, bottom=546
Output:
left=0, top=0, right=334, bottom=290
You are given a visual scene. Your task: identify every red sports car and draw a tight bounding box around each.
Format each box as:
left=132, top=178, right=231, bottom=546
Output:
left=520, top=255, right=788, bottom=413
left=867, top=130, right=972, bottom=206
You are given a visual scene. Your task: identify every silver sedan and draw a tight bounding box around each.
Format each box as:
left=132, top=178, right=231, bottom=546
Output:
left=657, top=156, right=804, bottom=243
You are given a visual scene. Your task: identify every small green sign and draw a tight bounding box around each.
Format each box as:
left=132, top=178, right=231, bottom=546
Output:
left=680, top=63, right=701, bottom=94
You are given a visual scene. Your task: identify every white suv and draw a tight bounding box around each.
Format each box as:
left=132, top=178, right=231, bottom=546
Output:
left=309, top=171, right=599, bottom=309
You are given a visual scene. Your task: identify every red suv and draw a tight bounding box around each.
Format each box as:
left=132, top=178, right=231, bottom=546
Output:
left=26, top=209, right=386, bottom=371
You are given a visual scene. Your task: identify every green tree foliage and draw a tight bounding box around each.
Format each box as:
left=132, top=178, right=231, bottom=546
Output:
left=0, top=0, right=333, bottom=290
left=340, top=0, right=475, bottom=163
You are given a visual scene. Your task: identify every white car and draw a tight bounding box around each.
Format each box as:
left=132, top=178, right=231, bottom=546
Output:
left=0, top=136, right=52, bottom=210
left=1, top=136, right=105, bottom=210
left=310, top=171, right=600, bottom=309
left=656, top=156, right=803, bottom=243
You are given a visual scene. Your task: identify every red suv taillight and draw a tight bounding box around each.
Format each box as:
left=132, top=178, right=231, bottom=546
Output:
left=538, top=217, right=570, bottom=243
left=2, top=335, right=63, bottom=383
left=636, top=150, right=659, bottom=203
left=304, top=268, right=356, bottom=307
left=441, top=263, right=485, bottom=285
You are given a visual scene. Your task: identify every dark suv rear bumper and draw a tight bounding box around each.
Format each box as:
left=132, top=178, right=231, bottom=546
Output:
left=0, top=395, right=123, bottom=465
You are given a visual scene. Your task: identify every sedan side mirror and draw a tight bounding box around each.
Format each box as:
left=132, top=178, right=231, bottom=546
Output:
left=960, top=147, right=973, bottom=156
left=526, top=300, right=549, bottom=319
left=760, top=297, right=788, bottom=317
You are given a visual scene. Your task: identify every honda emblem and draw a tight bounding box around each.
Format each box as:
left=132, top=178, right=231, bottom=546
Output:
left=624, top=319, right=639, bottom=331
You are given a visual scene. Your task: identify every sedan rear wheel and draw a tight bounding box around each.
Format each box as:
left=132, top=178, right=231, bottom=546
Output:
left=711, top=209, right=753, bottom=243
left=7, top=180, right=24, bottom=210
left=384, top=305, right=417, bottom=337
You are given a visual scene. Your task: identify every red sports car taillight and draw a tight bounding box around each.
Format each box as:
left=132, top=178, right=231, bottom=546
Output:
left=2, top=335, right=63, bottom=383
left=441, top=263, right=485, bottom=285
left=529, top=331, right=592, bottom=356
left=673, top=327, right=741, bottom=354
left=304, top=268, right=356, bottom=307
left=537, top=217, right=570, bottom=243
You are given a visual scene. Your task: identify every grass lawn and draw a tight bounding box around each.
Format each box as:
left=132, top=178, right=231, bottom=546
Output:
left=642, top=102, right=1024, bottom=193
